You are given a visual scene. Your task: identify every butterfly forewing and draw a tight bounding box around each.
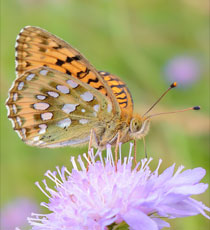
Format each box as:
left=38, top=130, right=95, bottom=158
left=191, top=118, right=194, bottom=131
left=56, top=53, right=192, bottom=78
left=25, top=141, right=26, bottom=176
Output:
left=6, top=67, right=113, bottom=147
left=15, top=26, right=121, bottom=115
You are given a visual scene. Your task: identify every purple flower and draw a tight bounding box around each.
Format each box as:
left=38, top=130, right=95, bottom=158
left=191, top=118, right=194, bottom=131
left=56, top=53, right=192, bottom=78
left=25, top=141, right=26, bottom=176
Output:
left=164, top=56, right=202, bottom=86
left=28, top=144, right=209, bottom=230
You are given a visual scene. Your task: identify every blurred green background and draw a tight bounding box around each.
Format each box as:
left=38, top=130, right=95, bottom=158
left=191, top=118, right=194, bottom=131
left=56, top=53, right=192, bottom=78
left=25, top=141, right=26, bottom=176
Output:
left=0, top=0, right=209, bottom=229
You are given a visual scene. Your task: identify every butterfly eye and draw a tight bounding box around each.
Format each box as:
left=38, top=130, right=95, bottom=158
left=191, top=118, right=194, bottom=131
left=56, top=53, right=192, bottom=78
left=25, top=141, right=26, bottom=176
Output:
left=130, top=118, right=142, bottom=133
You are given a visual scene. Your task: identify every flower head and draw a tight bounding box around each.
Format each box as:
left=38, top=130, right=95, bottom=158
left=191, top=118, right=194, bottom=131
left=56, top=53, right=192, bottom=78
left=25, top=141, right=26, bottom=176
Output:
left=28, top=144, right=209, bottom=230
left=164, top=55, right=202, bottom=87
left=0, top=197, right=38, bottom=229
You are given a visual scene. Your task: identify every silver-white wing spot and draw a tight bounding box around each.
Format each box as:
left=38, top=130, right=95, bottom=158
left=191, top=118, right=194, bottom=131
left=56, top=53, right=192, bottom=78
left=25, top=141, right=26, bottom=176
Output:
left=66, top=79, right=78, bottom=88
left=21, top=128, right=26, bottom=139
left=81, top=109, right=86, bottom=113
left=57, top=118, right=71, bottom=128
left=62, top=104, right=78, bottom=114
left=16, top=116, right=22, bottom=126
left=12, top=104, right=17, bottom=114
left=13, top=93, right=18, bottom=101
left=47, top=91, right=59, bottom=98
left=38, top=124, right=47, bottom=134
left=79, top=119, right=88, bottom=124
left=39, top=69, right=48, bottom=76
left=36, top=95, right=46, bottom=100
left=34, top=140, right=44, bottom=146
left=107, top=103, right=112, bottom=113
left=15, top=41, right=18, bottom=49
left=33, top=103, right=50, bottom=110
left=80, top=92, right=94, bottom=102
left=18, top=82, right=24, bottom=90
left=93, top=104, right=99, bottom=112
left=33, top=136, right=40, bottom=141
left=26, top=73, right=35, bottom=81
left=56, top=85, right=69, bottom=94
left=41, top=112, right=53, bottom=121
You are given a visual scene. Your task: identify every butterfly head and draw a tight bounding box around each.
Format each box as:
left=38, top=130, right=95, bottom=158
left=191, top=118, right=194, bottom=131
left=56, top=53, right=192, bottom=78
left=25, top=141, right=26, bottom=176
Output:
left=129, top=114, right=150, bottom=140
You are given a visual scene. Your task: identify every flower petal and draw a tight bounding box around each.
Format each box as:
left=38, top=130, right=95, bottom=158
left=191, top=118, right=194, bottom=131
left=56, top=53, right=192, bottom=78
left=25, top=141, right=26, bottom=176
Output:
left=172, top=168, right=206, bottom=185
left=170, top=183, right=208, bottom=195
left=122, top=209, right=158, bottom=230
left=157, top=199, right=207, bottom=217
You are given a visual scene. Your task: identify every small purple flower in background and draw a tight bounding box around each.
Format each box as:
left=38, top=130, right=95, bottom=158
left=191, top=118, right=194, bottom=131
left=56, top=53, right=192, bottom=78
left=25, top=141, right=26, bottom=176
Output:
left=1, top=197, right=38, bottom=230
left=164, top=55, right=202, bottom=87
left=26, top=144, right=209, bottom=230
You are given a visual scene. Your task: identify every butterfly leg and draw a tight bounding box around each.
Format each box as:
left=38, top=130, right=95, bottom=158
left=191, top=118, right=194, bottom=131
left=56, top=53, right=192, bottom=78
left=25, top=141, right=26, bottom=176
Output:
left=86, top=129, right=94, bottom=170
left=143, top=137, right=148, bottom=158
left=88, top=128, right=99, bottom=150
left=88, top=129, right=94, bottom=153
left=114, top=131, right=121, bottom=171
left=86, top=129, right=99, bottom=170
left=134, top=139, right=137, bottom=166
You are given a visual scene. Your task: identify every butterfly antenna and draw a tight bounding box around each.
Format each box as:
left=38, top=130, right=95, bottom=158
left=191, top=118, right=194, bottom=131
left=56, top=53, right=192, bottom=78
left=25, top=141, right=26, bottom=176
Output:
left=142, top=82, right=177, bottom=118
left=145, top=106, right=200, bottom=120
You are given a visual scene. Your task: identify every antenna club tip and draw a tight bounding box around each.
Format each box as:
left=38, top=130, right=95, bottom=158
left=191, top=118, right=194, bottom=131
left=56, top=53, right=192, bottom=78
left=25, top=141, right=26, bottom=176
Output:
left=170, top=82, right=177, bottom=88
left=193, top=106, right=201, bottom=110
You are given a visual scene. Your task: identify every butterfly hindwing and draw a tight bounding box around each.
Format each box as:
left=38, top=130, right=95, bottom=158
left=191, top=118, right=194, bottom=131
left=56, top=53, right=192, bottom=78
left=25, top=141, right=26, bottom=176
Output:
left=99, top=71, right=134, bottom=121
left=6, top=67, right=113, bottom=148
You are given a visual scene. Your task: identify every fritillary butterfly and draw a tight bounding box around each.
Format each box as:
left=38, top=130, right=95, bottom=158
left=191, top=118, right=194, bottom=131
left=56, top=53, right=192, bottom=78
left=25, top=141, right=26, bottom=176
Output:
left=6, top=26, right=150, bottom=149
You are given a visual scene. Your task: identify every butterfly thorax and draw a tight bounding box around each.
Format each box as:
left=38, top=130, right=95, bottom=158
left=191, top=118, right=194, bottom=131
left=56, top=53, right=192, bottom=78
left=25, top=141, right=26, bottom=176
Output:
left=95, top=118, right=129, bottom=150
left=95, top=114, right=150, bottom=150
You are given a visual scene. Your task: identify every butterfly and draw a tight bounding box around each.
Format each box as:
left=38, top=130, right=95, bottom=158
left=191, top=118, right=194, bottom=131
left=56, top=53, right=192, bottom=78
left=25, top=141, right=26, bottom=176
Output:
left=6, top=26, right=152, bottom=151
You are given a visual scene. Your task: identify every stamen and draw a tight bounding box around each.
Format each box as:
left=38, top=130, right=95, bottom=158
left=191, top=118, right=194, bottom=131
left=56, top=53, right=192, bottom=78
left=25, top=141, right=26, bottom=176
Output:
left=56, top=166, right=64, bottom=182
left=128, top=142, right=133, bottom=163
left=45, top=169, right=62, bottom=186
left=42, top=179, right=59, bottom=197
left=153, top=159, right=162, bottom=176
left=71, top=156, right=78, bottom=170
left=173, top=165, right=185, bottom=178
left=40, top=202, right=49, bottom=209
left=77, top=155, right=86, bottom=171
left=35, top=182, right=51, bottom=199
left=106, top=144, right=114, bottom=165
left=98, top=151, right=104, bottom=167
left=83, top=153, right=91, bottom=165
